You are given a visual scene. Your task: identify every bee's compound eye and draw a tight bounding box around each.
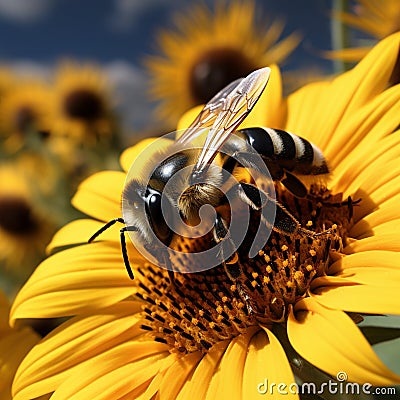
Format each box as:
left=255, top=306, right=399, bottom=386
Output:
left=146, top=192, right=172, bottom=244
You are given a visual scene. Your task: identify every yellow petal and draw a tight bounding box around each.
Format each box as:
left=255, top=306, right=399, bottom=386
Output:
left=286, top=32, right=400, bottom=152
left=367, top=220, right=400, bottom=239
left=158, top=351, right=202, bottom=399
left=288, top=298, right=400, bottom=385
left=135, top=372, right=164, bottom=400
left=206, top=327, right=259, bottom=400
left=311, top=278, right=400, bottom=315
left=10, top=242, right=136, bottom=323
left=177, top=106, right=204, bottom=132
left=350, top=196, right=400, bottom=238
left=351, top=169, right=400, bottom=225
left=243, top=329, right=298, bottom=400
left=71, top=171, right=125, bottom=222
left=12, top=302, right=145, bottom=400
left=311, top=260, right=400, bottom=314
left=0, top=328, right=39, bottom=400
left=323, top=47, right=371, bottom=62
left=285, top=80, right=331, bottom=143
left=327, top=85, right=400, bottom=169
left=176, top=340, right=229, bottom=400
left=335, top=143, right=400, bottom=204
left=119, top=137, right=174, bottom=173
left=135, top=353, right=183, bottom=400
left=344, top=233, right=400, bottom=253
left=329, top=250, right=400, bottom=277
left=46, top=219, right=120, bottom=253
left=310, top=251, right=400, bottom=314
left=50, top=347, right=171, bottom=400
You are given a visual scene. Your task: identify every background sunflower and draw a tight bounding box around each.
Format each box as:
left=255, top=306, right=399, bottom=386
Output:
left=0, top=79, right=53, bottom=152
left=0, top=164, right=58, bottom=297
left=145, top=0, right=301, bottom=128
left=50, top=62, right=117, bottom=145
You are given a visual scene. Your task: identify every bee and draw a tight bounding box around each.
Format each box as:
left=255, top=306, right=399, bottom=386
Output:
left=89, top=67, right=333, bottom=303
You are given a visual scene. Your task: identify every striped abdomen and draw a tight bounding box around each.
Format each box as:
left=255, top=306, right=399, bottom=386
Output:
left=237, top=127, right=329, bottom=176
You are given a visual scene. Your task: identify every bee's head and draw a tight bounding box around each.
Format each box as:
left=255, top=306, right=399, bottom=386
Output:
left=122, top=179, right=174, bottom=252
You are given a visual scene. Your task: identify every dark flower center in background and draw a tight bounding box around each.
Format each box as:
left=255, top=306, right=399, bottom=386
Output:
left=0, top=196, right=37, bottom=235
left=190, top=48, right=257, bottom=104
left=15, top=106, right=36, bottom=134
left=63, top=89, right=104, bottom=121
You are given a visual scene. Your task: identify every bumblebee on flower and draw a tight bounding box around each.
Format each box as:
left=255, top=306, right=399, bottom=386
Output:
left=9, top=33, right=400, bottom=400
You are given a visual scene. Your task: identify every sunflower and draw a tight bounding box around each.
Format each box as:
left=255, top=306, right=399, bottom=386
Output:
left=329, top=0, right=400, bottom=62
left=0, top=79, right=53, bottom=152
left=0, top=164, right=56, bottom=274
left=0, top=291, right=40, bottom=400
left=9, top=33, right=400, bottom=399
left=50, top=62, right=116, bottom=144
left=145, top=0, right=300, bottom=128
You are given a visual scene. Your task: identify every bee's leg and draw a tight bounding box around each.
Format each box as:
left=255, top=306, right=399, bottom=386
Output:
left=237, top=182, right=332, bottom=239
left=317, top=196, right=362, bottom=221
left=280, top=171, right=308, bottom=198
left=213, top=213, right=258, bottom=316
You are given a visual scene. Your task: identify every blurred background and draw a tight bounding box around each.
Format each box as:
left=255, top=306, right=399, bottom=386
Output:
left=0, top=0, right=399, bottom=386
left=0, top=0, right=376, bottom=135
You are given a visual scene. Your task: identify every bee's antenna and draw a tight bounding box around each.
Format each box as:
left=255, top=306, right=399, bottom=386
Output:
left=88, top=217, right=125, bottom=243
left=88, top=217, right=138, bottom=280
left=120, top=225, right=137, bottom=280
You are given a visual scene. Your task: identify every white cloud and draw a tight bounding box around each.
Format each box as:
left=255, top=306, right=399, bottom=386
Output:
left=0, top=0, right=53, bottom=23
left=104, top=61, right=157, bottom=139
left=8, top=60, right=52, bottom=79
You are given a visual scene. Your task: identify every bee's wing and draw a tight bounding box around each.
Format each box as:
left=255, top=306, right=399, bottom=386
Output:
left=175, top=67, right=271, bottom=175
left=193, top=67, right=271, bottom=174
left=176, top=78, right=243, bottom=145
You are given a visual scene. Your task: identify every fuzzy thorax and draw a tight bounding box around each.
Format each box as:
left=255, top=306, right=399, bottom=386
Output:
left=178, top=183, right=223, bottom=225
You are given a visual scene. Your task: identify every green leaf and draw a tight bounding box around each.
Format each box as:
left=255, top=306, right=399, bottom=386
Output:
left=361, top=326, right=400, bottom=345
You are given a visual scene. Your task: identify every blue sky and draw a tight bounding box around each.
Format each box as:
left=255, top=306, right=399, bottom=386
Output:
left=0, top=0, right=348, bottom=134
left=0, top=0, right=334, bottom=66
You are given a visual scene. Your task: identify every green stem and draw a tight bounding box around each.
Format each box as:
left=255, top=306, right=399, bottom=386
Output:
left=331, top=0, right=351, bottom=73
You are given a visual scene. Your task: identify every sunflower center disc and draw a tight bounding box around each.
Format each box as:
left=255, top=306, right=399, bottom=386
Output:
left=135, top=183, right=353, bottom=353
left=0, top=195, right=37, bottom=234
left=64, top=89, right=104, bottom=120
left=190, top=48, right=257, bottom=104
